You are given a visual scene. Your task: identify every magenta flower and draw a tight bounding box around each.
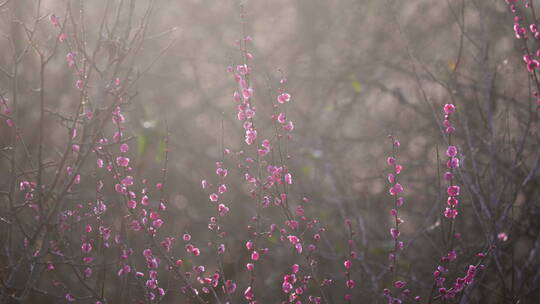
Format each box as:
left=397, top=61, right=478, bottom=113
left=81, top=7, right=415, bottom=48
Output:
left=218, top=184, right=227, bottom=194
left=443, top=171, right=453, bottom=180
left=443, top=103, right=456, bottom=114
left=444, top=208, right=458, bottom=219
left=201, top=179, right=208, bottom=189
left=244, top=286, right=254, bottom=301
left=141, top=195, right=149, bottom=206
left=217, top=203, right=230, bottom=216
left=121, top=176, right=134, bottom=186
left=447, top=157, right=460, bottom=169
left=295, top=243, right=303, bottom=254
left=389, top=183, right=404, bottom=196
left=116, top=157, right=130, bottom=167
left=47, top=263, right=55, bottom=271
left=447, top=197, right=458, bottom=207
left=447, top=185, right=460, bottom=196
left=153, top=219, right=164, bottom=228
left=284, top=173, right=292, bottom=184
left=277, top=93, right=291, bottom=104
left=277, top=112, right=286, bottom=123
left=282, top=281, right=292, bottom=293
left=120, top=143, right=129, bottom=152
left=242, top=88, right=253, bottom=100
left=82, top=257, right=94, bottom=264
left=65, top=293, right=75, bottom=302
left=143, top=249, right=152, bottom=258
left=390, top=228, right=400, bottom=239
left=216, top=167, right=228, bottom=177
left=283, top=121, right=294, bottom=132
left=237, top=64, right=249, bottom=75
left=233, top=91, right=241, bottom=102
left=527, top=60, right=540, bottom=72
left=287, top=235, right=300, bottom=244
left=127, top=200, right=137, bottom=209
left=446, top=145, right=458, bottom=157
left=50, top=14, right=60, bottom=26
left=225, top=280, right=237, bottom=294
left=81, top=242, right=92, bottom=254
left=84, top=267, right=93, bottom=278
left=218, top=243, right=225, bottom=254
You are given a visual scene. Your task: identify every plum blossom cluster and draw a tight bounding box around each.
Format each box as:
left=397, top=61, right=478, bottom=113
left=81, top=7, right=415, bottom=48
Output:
left=434, top=263, right=478, bottom=300
left=281, top=264, right=322, bottom=303
left=218, top=34, right=337, bottom=303
left=5, top=6, right=227, bottom=304
left=424, top=104, right=464, bottom=301
left=506, top=0, right=540, bottom=106
left=229, top=38, right=257, bottom=146
left=441, top=263, right=483, bottom=299
left=204, top=161, right=231, bottom=218
left=422, top=103, right=489, bottom=302
left=0, top=96, right=13, bottom=127
left=19, top=180, right=37, bottom=211
left=89, top=106, right=175, bottom=301
left=343, top=219, right=358, bottom=303
left=386, top=138, right=405, bottom=245
left=50, top=15, right=84, bottom=91
left=442, top=104, right=460, bottom=220
left=199, top=157, right=235, bottom=299
left=383, top=137, right=412, bottom=304
left=142, top=249, right=166, bottom=300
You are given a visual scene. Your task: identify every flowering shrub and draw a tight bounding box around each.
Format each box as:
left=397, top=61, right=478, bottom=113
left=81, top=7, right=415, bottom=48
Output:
left=0, top=1, right=539, bottom=304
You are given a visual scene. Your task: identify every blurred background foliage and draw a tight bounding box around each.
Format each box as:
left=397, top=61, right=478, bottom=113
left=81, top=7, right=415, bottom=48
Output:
left=1, top=0, right=539, bottom=303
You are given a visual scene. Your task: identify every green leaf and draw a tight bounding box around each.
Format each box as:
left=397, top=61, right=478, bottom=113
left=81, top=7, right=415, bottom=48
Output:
left=302, top=166, right=313, bottom=177
left=138, top=135, right=148, bottom=158
left=351, top=80, right=362, bottom=93
left=155, top=138, right=166, bottom=162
